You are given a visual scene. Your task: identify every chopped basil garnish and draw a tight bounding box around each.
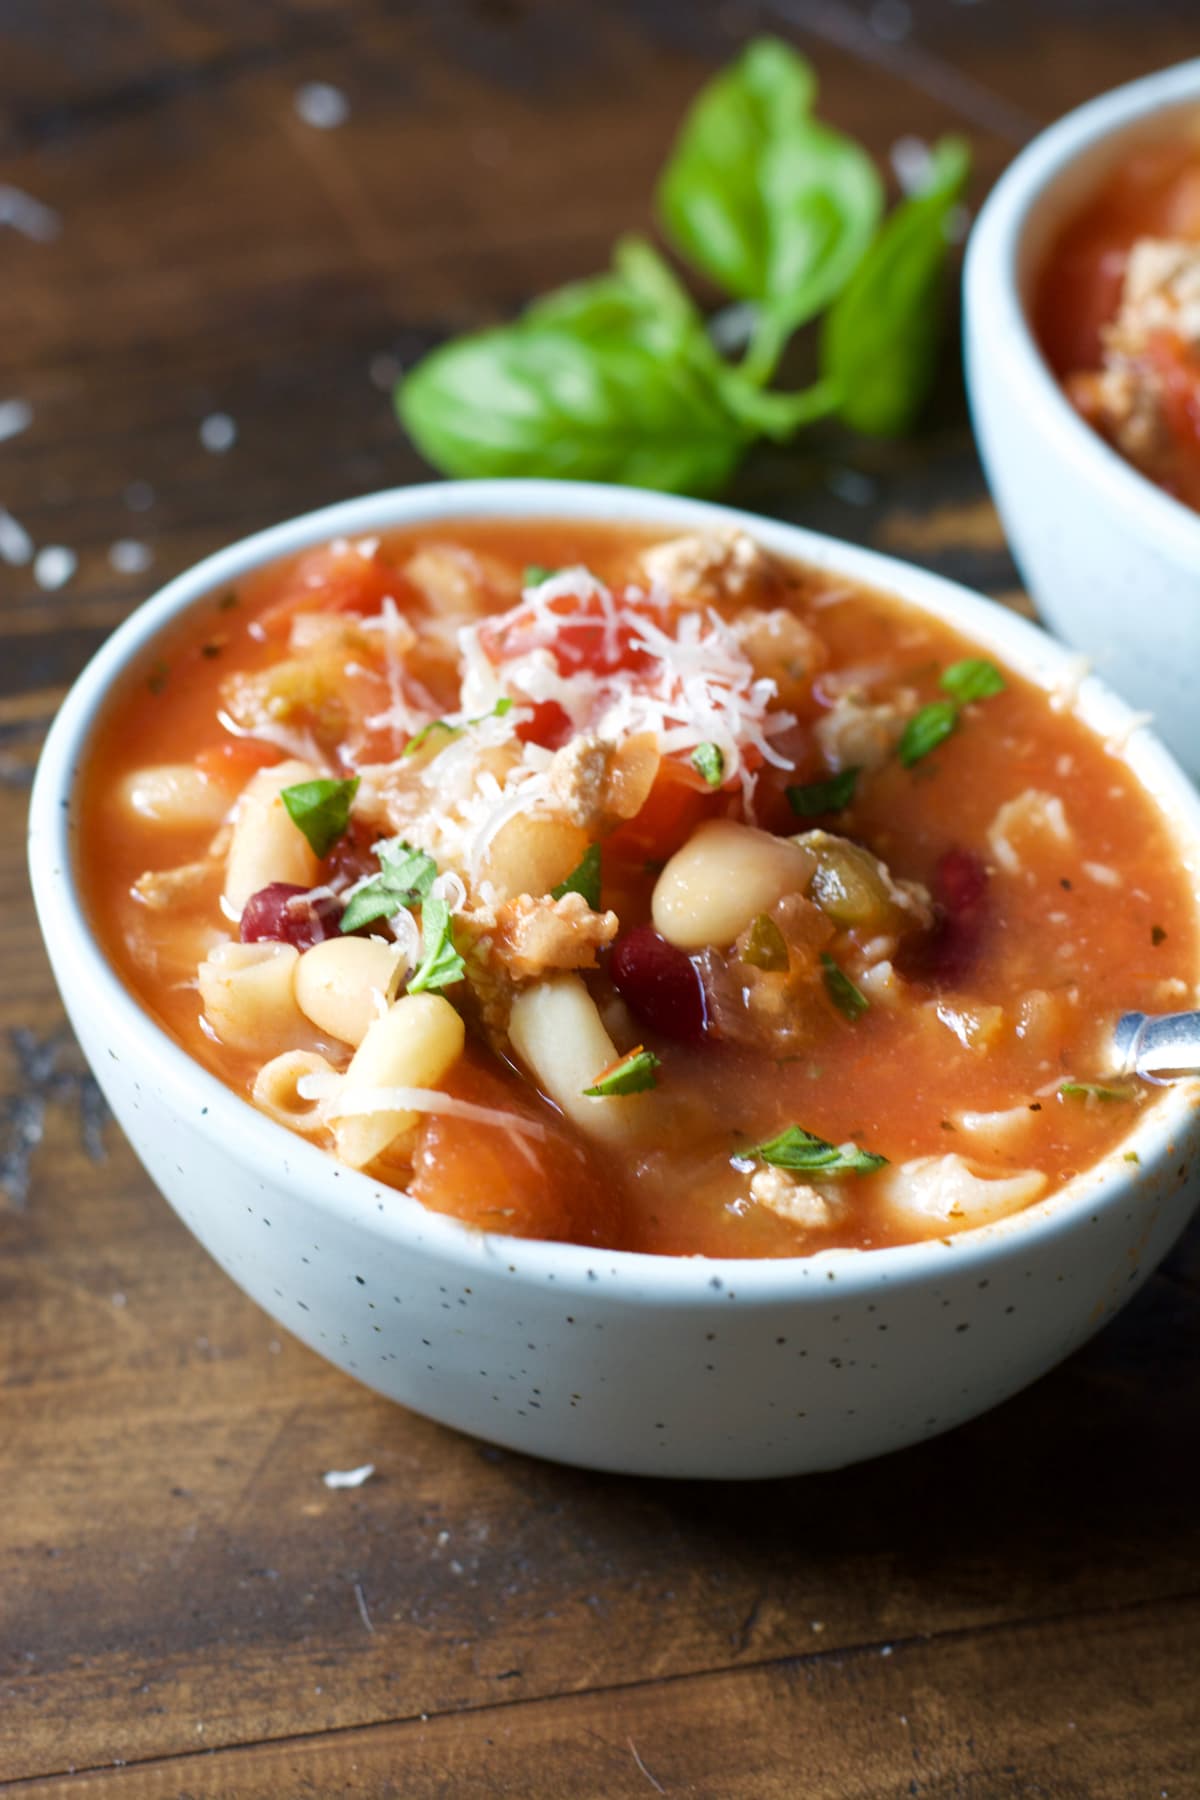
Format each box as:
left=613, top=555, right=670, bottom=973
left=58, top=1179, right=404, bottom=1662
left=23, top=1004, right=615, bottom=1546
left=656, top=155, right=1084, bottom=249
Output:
left=748, top=1124, right=886, bottom=1175
left=940, top=658, right=1006, bottom=705
left=900, top=661, right=1006, bottom=768
left=523, top=564, right=558, bottom=587
left=340, top=838, right=436, bottom=934
left=1058, top=1081, right=1135, bottom=1103
left=281, top=775, right=360, bottom=858
left=742, top=913, right=789, bottom=971
left=898, top=698, right=958, bottom=768
left=551, top=843, right=602, bottom=911
left=691, top=741, right=725, bottom=788
left=403, top=696, right=513, bottom=759
left=786, top=765, right=859, bottom=817
left=583, top=1046, right=661, bottom=1097
left=406, top=895, right=465, bottom=993
left=820, top=952, right=868, bottom=1021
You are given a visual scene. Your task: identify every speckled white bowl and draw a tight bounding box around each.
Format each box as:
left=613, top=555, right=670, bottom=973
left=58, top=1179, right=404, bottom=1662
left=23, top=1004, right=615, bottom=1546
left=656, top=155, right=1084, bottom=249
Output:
left=965, top=59, right=1200, bottom=775
left=29, top=480, right=1200, bottom=1479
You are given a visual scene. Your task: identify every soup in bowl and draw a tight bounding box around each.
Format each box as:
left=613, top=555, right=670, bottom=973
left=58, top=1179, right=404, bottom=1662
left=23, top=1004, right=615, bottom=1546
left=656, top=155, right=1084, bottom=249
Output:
left=966, top=59, right=1200, bottom=776
left=29, top=480, right=1200, bottom=1477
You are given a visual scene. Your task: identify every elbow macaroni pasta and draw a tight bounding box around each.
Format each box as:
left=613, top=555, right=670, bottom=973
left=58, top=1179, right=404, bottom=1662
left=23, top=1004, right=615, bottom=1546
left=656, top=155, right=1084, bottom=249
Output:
left=293, top=937, right=407, bottom=1047
left=331, top=993, right=465, bottom=1170
left=197, top=940, right=307, bottom=1054
left=508, top=974, right=651, bottom=1143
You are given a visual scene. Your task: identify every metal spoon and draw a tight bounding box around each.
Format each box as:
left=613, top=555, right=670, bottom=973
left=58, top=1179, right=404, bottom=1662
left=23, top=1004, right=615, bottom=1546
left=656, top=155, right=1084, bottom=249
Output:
left=1114, top=1011, right=1200, bottom=1084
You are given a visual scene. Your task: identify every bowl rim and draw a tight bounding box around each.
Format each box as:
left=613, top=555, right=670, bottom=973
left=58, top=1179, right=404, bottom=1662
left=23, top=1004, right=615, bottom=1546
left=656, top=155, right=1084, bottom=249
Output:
left=964, top=54, right=1200, bottom=566
left=28, top=477, right=1200, bottom=1303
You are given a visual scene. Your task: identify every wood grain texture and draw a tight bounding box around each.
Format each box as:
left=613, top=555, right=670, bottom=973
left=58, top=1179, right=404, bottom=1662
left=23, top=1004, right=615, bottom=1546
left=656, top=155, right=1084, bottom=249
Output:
left=2, top=0, right=1198, bottom=1791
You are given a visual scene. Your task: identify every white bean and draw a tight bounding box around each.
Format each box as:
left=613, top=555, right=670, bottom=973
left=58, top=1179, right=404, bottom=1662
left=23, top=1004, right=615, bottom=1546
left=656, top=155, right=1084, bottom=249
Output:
left=223, top=757, right=321, bottom=915
left=508, top=973, right=650, bottom=1143
left=197, top=941, right=305, bottom=1053
left=651, top=818, right=816, bottom=950
left=333, top=993, right=465, bottom=1170
left=294, top=936, right=406, bottom=1047
left=118, top=762, right=232, bottom=831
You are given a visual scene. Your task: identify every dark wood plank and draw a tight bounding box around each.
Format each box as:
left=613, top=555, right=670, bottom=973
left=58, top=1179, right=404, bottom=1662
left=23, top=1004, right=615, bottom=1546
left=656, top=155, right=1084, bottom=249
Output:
left=5, top=1594, right=1197, bottom=1797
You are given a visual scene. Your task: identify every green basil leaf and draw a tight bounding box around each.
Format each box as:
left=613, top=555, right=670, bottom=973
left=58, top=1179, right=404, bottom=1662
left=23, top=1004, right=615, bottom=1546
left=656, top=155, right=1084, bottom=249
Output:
left=742, top=913, right=789, bottom=972
left=657, top=38, right=818, bottom=303
left=1058, top=1081, right=1135, bottom=1103
left=407, top=894, right=465, bottom=994
left=551, top=843, right=602, bottom=911
left=749, top=1124, right=886, bottom=1175
left=280, top=776, right=360, bottom=858
left=403, top=697, right=512, bottom=759
left=523, top=565, right=558, bottom=588
left=786, top=765, right=860, bottom=817
left=582, top=1046, right=661, bottom=1098
left=398, top=324, right=748, bottom=496
left=744, top=118, right=882, bottom=378
left=820, top=951, right=868, bottom=1022
left=340, top=838, right=437, bottom=934
left=940, top=658, right=1005, bottom=705
left=820, top=135, right=970, bottom=436
left=898, top=699, right=959, bottom=768
left=659, top=39, right=881, bottom=383
left=691, top=741, right=725, bottom=787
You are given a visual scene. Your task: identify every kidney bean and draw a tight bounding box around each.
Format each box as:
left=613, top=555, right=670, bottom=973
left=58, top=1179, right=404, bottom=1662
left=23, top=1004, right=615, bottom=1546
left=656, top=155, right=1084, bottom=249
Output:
left=897, top=848, right=988, bottom=986
left=240, top=882, right=342, bottom=951
left=610, top=924, right=708, bottom=1043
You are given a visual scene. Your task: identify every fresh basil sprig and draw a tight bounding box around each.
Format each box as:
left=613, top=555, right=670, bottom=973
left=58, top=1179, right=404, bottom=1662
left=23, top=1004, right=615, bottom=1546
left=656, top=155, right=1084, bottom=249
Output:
left=551, top=843, right=602, bottom=911
left=340, top=838, right=437, bottom=934
left=1058, top=1081, right=1135, bottom=1104
left=820, top=134, right=970, bottom=435
left=747, top=1124, right=886, bottom=1175
left=787, top=765, right=859, bottom=818
left=403, top=696, right=512, bottom=760
left=691, top=741, right=725, bottom=787
left=407, top=894, right=465, bottom=994
left=820, top=952, right=869, bottom=1022
left=582, top=1046, right=661, bottom=1098
left=899, top=657, right=1005, bottom=768
left=281, top=776, right=359, bottom=858
left=395, top=39, right=970, bottom=495
left=659, top=37, right=883, bottom=383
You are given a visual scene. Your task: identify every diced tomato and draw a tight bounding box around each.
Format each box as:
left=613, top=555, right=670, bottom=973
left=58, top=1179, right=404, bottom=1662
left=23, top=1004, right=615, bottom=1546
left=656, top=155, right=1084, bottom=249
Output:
left=479, top=586, right=658, bottom=681
left=513, top=697, right=574, bottom=750
left=607, top=756, right=721, bottom=866
left=256, top=544, right=414, bottom=638
left=408, top=1058, right=629, bottom=1246
left=194, top=739, right=280, bottom=781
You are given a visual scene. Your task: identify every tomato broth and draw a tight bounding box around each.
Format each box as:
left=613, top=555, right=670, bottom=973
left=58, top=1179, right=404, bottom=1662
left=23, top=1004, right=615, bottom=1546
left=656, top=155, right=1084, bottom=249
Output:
left=1035, top=124, right=1200, bottom=506
left=79, top=519, right=1198, bottom=1257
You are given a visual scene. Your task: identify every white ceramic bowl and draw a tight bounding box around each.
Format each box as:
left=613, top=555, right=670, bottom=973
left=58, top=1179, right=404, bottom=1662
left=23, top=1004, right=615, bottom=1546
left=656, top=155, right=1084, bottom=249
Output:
left=29, top=480, right=1200, bottom=1479
left=965, top=59, right=1200, bottom=775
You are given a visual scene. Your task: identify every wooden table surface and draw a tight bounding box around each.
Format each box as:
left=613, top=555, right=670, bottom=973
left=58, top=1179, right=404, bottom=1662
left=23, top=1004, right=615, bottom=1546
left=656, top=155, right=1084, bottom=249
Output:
left=3, top=3, right=1199, bottom=1794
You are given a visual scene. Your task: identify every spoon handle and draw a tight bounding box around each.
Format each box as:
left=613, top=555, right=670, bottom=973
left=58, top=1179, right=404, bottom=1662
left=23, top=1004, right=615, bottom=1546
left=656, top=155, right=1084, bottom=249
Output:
left=1114, top=1010, right=1200, bottom=1082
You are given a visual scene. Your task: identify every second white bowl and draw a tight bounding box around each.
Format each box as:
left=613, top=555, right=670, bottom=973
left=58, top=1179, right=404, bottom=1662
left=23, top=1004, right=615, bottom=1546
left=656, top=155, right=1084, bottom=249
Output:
left=965, top=59, right=1200, bottom=775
